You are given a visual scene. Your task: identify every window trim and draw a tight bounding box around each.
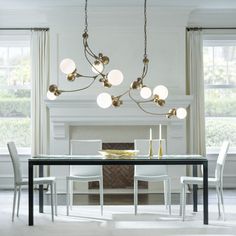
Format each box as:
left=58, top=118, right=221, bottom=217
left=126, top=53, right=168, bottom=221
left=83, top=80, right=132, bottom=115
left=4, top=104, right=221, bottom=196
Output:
left=0, top=34, right=31, bottom=153
left=0, top=147, right=31, bottom=155
left=203, top=36, right=236, bottom=152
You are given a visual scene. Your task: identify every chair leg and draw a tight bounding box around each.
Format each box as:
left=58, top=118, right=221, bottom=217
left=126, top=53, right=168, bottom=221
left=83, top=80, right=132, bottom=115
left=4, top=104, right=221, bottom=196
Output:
left=70, top=180, right=73, bottom=210
left=181, top=184, right=186, bottom=221
left=164, top=180, right=168, bottom=209
left=50, top=183, right=54, bottom=222
left=17, top=186, right=21, bottom=217
left=66, top=179, right=70, bottom=216
left=99, top=179, right=104, bottom=215
left=220, top=185, right=225, bottom=221
left=216, top=185, right=221, bottom=218
left=168, top=179, right=171, bottom=215
left=54, top=182, right=57, bottom=216
left=12, top=186, right=17, bottom=222
left=134, top=179, right=138, bottom=215
left=179, top=186, right=182, bottom=216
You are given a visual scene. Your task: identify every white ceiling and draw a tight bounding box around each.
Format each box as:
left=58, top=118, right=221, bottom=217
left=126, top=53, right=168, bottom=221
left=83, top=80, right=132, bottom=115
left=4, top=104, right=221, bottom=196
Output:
left=1, top=0, right=236, bottom=9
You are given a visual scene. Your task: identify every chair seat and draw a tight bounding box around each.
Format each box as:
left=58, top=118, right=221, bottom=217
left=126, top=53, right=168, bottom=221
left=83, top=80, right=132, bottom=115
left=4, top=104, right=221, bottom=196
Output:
left=134, top=174, right=169, bottom=182
left=67, top=175, right=102, bottom=182
left=180, top=176, right=218, bottom=185
left=19, top=177, right=56, bottom=185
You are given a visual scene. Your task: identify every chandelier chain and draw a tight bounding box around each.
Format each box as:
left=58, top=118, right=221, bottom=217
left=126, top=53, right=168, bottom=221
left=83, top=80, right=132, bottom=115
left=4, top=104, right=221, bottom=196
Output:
left=84, top=0, right=88, bottom=32
left=144, top=0, right=147, bottom=58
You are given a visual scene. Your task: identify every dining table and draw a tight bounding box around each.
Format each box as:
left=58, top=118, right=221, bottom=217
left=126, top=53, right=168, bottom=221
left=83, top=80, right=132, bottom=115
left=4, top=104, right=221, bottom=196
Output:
left=28, top=154, right=208, bottom=226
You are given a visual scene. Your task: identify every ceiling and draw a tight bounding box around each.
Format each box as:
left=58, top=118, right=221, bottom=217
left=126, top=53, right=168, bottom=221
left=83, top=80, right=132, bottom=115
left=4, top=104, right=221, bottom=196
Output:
left=1, top=0, right=236, bottom=9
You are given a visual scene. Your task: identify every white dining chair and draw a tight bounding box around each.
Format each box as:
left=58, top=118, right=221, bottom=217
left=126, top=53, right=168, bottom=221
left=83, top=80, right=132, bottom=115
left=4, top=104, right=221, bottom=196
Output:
left=134, top=139, right=171, bottom=215
left=66, top=139, right=103, bottom=215
left=7, top=142, right=57, bottom=222
left=180, top=140, right=230, bottom=221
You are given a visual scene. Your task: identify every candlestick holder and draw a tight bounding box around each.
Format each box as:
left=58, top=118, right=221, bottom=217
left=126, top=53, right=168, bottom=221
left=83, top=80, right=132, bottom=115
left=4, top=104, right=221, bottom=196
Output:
left=158, top=139, right=163, bottom=159
left=149, top=139, right=153, bottom=157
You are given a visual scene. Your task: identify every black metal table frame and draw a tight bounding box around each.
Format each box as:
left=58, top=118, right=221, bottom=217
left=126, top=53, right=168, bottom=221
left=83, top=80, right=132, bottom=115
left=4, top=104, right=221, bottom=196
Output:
left=28, top=157, right=208, bottom=226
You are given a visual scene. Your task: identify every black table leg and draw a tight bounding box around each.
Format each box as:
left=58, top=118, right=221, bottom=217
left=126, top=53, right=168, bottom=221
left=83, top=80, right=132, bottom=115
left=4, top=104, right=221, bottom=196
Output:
left=29, top=162, right=34, bottom=226
left=193, top=165, right=198, bottom=212
left=39, top=165, right=44, bottom=213
left=203, top=162, right=208, bottom=225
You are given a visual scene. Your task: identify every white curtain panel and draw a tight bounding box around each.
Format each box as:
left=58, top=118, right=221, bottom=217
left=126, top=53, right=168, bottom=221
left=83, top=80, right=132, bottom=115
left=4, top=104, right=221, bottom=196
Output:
left=186, top=30, right=206, bottom=162
left=31, top=30, right=50, bottom=156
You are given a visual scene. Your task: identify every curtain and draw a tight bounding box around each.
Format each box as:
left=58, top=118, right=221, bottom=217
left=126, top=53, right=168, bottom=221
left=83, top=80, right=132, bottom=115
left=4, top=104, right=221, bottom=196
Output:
left=31, top=30, right=50, bottom=157
left=186, top=29, right=206, bottom=176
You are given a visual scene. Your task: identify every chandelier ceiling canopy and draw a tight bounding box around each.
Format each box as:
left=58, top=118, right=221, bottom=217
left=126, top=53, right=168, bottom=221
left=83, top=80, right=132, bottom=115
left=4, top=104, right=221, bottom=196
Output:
left=47, top=0, right=187, bottom=120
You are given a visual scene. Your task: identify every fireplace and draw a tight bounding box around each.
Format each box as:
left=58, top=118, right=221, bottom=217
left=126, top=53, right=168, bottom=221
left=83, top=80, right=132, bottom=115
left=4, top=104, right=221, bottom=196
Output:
left=89, top=143, right=147, bottom=189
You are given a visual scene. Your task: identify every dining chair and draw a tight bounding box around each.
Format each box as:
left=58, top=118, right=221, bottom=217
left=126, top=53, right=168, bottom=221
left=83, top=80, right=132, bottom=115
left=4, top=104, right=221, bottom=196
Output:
left=7, top=142, right=57, bottom=222
left=134, top=139, right=171, bottom=215
left=180, top=140, right=230, bottom=221
left=66, top=139, right=103, bottom=216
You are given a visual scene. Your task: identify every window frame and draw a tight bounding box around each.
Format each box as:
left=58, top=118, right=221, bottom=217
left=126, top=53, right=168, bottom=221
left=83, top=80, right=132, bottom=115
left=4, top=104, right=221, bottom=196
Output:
left=0, top=32, right=31, bottom=155
left=203, top=33, right=236, bottom=154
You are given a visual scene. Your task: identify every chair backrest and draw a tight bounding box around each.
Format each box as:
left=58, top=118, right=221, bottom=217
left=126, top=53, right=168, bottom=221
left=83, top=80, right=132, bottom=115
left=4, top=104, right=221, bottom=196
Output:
left=70, top=140, right=102, bottom=176
left=7, top=142, right=22, bottom=184
left=134, top=139, right=167, bottom=176
left=215, top=140, right=230, bottom=183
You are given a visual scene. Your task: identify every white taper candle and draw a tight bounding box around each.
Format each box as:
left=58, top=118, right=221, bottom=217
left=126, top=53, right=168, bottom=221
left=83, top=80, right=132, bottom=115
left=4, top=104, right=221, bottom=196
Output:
left=150, top=128, right=152, bottom=140
left=159, top=124, right=162, bottom=140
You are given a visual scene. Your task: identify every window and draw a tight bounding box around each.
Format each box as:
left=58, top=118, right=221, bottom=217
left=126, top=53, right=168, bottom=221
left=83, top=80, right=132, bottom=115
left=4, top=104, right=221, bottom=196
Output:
left=0, top=35, right=31, bottom=153
left=203, top=38, right=236, bottom=152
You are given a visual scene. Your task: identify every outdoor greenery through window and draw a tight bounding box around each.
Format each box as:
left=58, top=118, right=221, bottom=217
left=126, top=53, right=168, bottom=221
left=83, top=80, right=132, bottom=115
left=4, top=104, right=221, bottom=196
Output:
left=0, top=35, right=31, bottom=152
left=203, top=39, right=236, bottom=151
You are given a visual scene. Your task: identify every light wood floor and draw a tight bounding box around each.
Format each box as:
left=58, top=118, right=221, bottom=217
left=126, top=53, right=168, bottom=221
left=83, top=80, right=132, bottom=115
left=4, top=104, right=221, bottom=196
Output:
left=66, top=189, right=236, bottom=206
left=1, top=189, right=236, bottom=205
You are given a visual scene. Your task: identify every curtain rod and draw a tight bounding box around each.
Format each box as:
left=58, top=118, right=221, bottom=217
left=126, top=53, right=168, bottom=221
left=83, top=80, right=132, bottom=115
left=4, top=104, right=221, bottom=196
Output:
left=187, top=27, right=236, bottom=31
left=0, top=27, right=49, bottom=31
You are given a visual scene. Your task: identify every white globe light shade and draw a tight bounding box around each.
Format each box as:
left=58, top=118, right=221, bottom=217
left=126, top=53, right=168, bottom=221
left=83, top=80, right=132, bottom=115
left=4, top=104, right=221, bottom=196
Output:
left=140, top=87, right=152, bottom=99
left=97, top=93, right=112, bottom=109
left=47, top=91, right=57, bottom=101
left=153, top=85, right=168, bottom=100
left=107, top=69, right=124, bottom=86
left=60, top=58, right=76, bottom=74
left=176, top=107, right=187, bottom=119
left=92, top=62, right=104, bottom=74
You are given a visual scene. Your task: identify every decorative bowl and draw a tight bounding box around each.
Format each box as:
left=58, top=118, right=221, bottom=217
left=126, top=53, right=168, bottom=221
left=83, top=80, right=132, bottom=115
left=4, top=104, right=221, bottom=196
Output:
left=98, top=149, right=139, bottom=159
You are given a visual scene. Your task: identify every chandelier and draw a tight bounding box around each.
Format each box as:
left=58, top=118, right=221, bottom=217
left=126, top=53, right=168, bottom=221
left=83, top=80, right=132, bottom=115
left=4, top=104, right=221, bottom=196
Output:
left=47, top=0, right=187, bottom=120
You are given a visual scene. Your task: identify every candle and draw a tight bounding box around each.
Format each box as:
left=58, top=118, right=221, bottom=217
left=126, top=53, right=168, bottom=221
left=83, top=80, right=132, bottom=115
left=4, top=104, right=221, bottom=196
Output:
left=149, top=128, right=152, bottom=140
left=159, top=124, right=162, bottom=140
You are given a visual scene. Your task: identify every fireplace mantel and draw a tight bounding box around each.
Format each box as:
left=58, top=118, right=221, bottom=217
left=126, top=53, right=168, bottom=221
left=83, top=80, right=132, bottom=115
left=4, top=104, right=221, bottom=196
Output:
left=45, top=95, right=193, bottom=126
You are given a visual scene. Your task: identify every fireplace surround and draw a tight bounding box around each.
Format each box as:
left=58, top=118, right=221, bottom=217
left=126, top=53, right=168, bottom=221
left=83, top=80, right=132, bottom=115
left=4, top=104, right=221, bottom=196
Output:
left=46, top=96, right=192, bottom=193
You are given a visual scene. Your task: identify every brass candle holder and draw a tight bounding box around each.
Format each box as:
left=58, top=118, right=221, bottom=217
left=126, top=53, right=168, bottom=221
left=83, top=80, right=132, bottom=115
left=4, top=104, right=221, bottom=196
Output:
left=149, top=139, right=153, bottom=157
left=158, top=139, right=163, bottom=159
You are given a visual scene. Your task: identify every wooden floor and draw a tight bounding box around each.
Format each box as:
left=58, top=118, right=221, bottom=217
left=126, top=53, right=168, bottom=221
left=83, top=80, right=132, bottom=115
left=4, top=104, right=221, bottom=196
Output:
left=56, top=189, right=236, bottom=206
left=1, top=189, right=236, bottom=206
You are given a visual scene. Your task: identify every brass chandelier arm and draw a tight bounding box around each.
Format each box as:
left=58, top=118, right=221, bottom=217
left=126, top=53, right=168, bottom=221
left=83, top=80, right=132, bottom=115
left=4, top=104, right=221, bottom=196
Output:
left=77, top=74, right=98, bottom=79
left=116, top=88, right=131, bottom=99
left=83, top=36, right=98, bottom=59
left=59, top=78, right=97, bottom=93
left=83, top=46, right=106, bottom=77
left=128, top=90, right=169, bottom=116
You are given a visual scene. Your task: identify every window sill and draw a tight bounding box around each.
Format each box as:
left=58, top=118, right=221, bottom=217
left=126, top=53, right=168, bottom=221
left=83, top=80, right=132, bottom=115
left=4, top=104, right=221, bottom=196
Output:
left=0, top=147, right=31, bottom=156
left=207, top=147, right=236, bottom=155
